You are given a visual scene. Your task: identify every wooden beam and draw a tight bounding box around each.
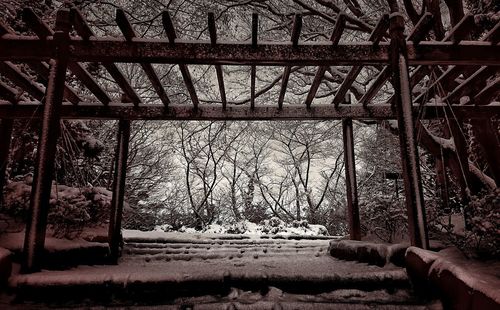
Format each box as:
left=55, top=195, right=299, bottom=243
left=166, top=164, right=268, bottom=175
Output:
left=71, top=8, right=141, bottom=105
left=108, top=119, right=130, bottom=263
left=250, top=13, right=258, bottom=110
left=162, top=11, right=199, bottom=108
left=342, top=95, right=360, bottom=240
left=1, top=102, right=497, bottom=120
left=389, top=13, right=428, bottom=249
left=23, top=8, right=112, bottom=105
left=444, top=14, right=474, bottom=44
left=22, top=9, right=71, bottom=273
left=0, top=61, right=45, bottom=101
left=332, top=15, right=390, bottom=107
left=473, top=76, right=500, bottom=105
left=276, top=13, right=303, bottom=109
left=116, top=9, right=169, bottom=107
left=358, top=66, right=391, bottom=107
left=0, top=119, right=13, bottom=207
left=25, top=61, right=81, bottom=105
left=407, top=12, right=434, bottom=44
left=0, top=81, right=19, bottom=104
left=1, top=37, right=499, bottom=66
left=207, top=12, right=227, bottom=110
left=304, top=14, right=346, bottom=108
left=445, top=66, right=497, bottom=103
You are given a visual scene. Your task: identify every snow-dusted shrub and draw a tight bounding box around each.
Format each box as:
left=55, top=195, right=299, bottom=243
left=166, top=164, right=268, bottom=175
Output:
left=360, top=196, right=407, bottom=243
left=2, top=179, right=112, bottom=238
left=461, top=189, right=500, bottom=259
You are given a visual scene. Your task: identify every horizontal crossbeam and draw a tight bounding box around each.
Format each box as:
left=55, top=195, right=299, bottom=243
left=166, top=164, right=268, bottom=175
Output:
left=0, top=36, right=498, bottom=66
left=0, top=101, right=497, bottom=120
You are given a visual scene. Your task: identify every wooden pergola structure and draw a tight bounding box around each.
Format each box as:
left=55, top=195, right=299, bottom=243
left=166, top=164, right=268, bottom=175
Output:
left=0, top=4, right=498, bottom=273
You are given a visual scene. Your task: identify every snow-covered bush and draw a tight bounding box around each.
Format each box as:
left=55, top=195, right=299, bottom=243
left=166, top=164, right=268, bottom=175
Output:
left=2, top=178, right=113, bottom=238
left=461, top=189, right=500, bottom=259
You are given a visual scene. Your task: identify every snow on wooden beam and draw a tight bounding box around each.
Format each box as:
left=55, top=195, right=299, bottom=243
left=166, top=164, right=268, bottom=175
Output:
left=23, top=8, right=112, bottom=106
left=1, top=102, right=497, bottom=120
left=0, top=61, right=45, bottom=101
left=208, top=12, right=227, bottom=110
left=22, top=9, right=71, bottom=273
left=0, top=80, right=19, bottom=104
left=71, top=8, right=141, bottom=105
left=445, top=66, right=497, bottom=103
left=1, top=37, right=499, bottom=66
left=25, top=61, right=81, bottom=105
left=278, top=14, right=302, bottom=110
left=117, top=9, right=170, bottom=107
left=304, top=14, right=346, bottom=108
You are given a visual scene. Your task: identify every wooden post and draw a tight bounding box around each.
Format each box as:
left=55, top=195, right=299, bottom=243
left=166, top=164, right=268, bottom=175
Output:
left=0, top=119, right=13, bottom=206
left=108, top=119, right=130, bottom=263
left=389, top=13, right=429, bottom=249
left=342, top=94, right=361, bottom=240
left=22, top=9, right=71, bottom=273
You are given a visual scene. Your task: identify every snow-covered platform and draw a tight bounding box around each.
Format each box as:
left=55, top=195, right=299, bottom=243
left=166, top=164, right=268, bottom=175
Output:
left=2, top=232, right=441, bottom=308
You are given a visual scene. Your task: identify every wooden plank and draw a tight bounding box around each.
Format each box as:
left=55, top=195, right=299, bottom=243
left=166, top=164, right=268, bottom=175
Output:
left=331, top=15, right=391, bottom=107
left=0, top=81, right=19, bottom=104
left=443, top=14, right=474, bottom=44
left=117, top=9, right=170, bottom=107
left=250, top=13, right=258, bottom=110
left=358, top=66, right=391, bottom=106
left=0, top=61, right=45, bottom=100
left=208, top=12, right=227, bottom=110
left=390, top=13, right=428, bottom=249
left=473, top=76, right=500, bottom=105
left=304, top=14, right=346, bottom=108
left=1, top=102, right=497, bottom=120
left=445, top=66, right=497, bottom=103
left=1, top=38, right=500, bottom=66
left=23, top=8, right=112, bottom=105
left=71, top=8, right=141, bottom=105
left=161, top=11, right=198, bottom=108
left=108, top=119, right=130, bottom=263
left=22, top=9, right=71, bottom=273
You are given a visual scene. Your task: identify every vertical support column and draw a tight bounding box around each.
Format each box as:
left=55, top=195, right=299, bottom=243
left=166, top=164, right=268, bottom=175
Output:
left=22, top=9, right=71, bottom=273
left=108, top=119, right=130, bottom=263
left=0, top=119, right=14, bottom=206
left=389, top=13, right=429, bottom=249
left=342, top=94, right=361, bottom=240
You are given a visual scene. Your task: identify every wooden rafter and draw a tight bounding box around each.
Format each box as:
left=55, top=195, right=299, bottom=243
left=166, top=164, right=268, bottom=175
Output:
left=116, top=9, right=170, bottom=107
left=22, top=8, right=111, bottom=105
left=207, top=12, right=227, bottom=110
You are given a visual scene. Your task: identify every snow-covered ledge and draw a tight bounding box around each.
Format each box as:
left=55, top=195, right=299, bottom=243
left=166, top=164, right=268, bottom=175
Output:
left=405, top=247, right=500, bottom=309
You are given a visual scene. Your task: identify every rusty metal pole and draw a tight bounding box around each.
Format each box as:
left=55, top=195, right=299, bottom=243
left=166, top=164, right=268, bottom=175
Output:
left=0, top=119, right=13, bottom=207
left=342, top=94, right=361, bottom=240
left=389, top=13, right=429, bottom=249
left=22, top=9, right=71, bottom=273
left=108, top=119, right=130, bottom=263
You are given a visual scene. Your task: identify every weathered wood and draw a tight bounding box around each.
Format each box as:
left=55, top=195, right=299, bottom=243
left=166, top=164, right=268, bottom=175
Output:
left=208, top=13, right=227, bottom=110
left=0, top=81, right=19, bottom=104
left=278, top=14, right=302, bottom=110
left=1, top=101, right=497, bottom=120
left=0, top=61, right=45, bottom=101
left=250, top=13, right=258, bottom=110
left=389, top=13, right=428, bottom=249
left=445, top=66, right=497, bottom=103
left=342, top=95, right=360, bottom=240
left=1, top=37, right=499, bottom=66
left=407, top=13, right=434, bottom=44
left=108, top=119, right=131, bottom=263
left=358, top=67, right=391, bottom=107
left=71, top=8, right=141, bottom=105
left=473, top=76, right=500, bottom=105
left=22, top=9, right=71, bottom=273
left=116, top=9, right=169, bottom=107
left=161, top=11, right=198, bottom=108
left=23, top=8, right=112, bottom=105
left=444, top=14, right=474, bottom=44
left=25, top=61, right=81, bottom=105
left=0, top=119, right=13, bottom=206
left=332, top=15, right=390, bottom=107
left=304, top=14, right=346, bottom=108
